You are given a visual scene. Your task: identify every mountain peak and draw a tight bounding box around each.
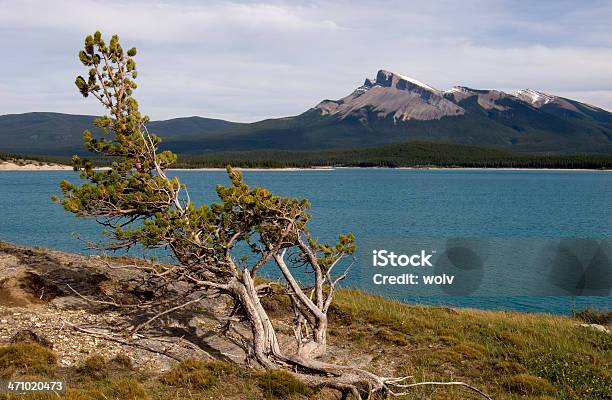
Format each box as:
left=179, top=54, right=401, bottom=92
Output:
left=370, top=69, right=440, bottom=93
left=316, top=69, right=463, bottom=122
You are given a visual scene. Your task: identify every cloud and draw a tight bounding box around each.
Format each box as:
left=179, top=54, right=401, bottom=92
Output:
left=1, top=0, right=611, bottom=121
left=0, top=1, right=338, bottom=42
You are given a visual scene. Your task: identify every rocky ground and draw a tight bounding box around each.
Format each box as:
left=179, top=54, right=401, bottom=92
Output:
left=0, top=240, right=386, bottom=379
left=0, top=242, right=275, bottom=372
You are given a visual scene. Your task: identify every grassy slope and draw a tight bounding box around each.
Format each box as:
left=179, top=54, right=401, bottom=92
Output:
left=332, top=290, right=611, bottom=399
left=1, top=289, right=610, bottom=400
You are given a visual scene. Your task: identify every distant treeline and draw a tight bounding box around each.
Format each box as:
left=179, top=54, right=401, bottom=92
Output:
left=3, top=142, right=612, bottom=169
left=173, top=142, right=612, bottom=170
left=0, top=152, right=72, bottom=165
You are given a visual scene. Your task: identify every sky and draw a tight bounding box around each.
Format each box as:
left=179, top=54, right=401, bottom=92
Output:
left=1, top=0, right=612, bottom=122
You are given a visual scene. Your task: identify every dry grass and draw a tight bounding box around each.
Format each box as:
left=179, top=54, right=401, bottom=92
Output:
left=331, top=289, right=612, bottom=400
left=0, top=289, right=610, bottom=399
left=0, top=343, right=56, bottom=379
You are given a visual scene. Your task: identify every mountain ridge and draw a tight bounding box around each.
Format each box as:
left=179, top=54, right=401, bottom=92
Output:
left=0, top=112, right=241, bottom=155
left=1, top=70, right=611, bottom=155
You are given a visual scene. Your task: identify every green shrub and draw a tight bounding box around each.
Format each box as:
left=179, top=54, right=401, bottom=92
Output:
left=110, top=354, right=133, bottom=370
left=64, top=377, right=149, bottom=400
left=160, top=359, right=237, bottom=390
left=0, top=343, right=56, bottom=378
left=491, top=360, right=527, bottom=375
left=573, top=307, right=612, bottom=325
left=201, top=360, right=240, bottom=377
left=374, top=328, right=408, bottom=346
left=256, top=369, right=312, bottom=399
left=77, top=354, right=107, bottom=379
left=523, top=352, right=611, bottom=399
left=102, top=377, right=149, bottom=400
left=349, top=331, right=366, bottom=343
left=452, top=343, right=486, bottom=360
left=505, top=374, right=554, bottom=395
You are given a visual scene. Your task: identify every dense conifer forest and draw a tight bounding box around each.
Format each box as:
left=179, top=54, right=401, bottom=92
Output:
left=3, top=141, right=612, bottom=169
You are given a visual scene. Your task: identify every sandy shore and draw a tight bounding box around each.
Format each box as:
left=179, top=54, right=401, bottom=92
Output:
left=0, top=161, right=72, bottom=171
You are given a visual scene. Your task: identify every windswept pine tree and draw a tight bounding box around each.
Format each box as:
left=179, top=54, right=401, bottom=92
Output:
left=55, top=32, right=491, bottom=399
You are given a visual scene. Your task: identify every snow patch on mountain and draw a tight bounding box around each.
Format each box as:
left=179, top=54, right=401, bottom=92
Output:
left=445, top=86, right=470, bottom=94
left=513, top=89, right=583, bottom=112
left=392, top=72, right=440, bottom=93
left=514, top=89, right=556, bottom=107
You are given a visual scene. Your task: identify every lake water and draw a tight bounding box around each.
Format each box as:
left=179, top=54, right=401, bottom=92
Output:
left=1, top=168, right=610, bottom=314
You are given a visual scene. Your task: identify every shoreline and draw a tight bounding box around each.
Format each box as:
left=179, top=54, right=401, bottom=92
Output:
left=0, top=161, right=72, bottom=171
left=175, top=166, right=610, bottom=172
left=0, top=163, right=609, bottom=172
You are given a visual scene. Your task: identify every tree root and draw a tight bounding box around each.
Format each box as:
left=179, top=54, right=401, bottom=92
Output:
left=387, top=380, right=493, bottom=399
left=291, top=367, right=493, bottom=399
left=266, top=354, right=492, bottom=400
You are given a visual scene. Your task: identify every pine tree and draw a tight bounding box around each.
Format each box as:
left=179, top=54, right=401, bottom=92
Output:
left=55, top=32, right=491, bottom=400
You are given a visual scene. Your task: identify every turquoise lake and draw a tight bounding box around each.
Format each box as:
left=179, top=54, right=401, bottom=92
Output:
left=1, top=168, right=610, bottom=314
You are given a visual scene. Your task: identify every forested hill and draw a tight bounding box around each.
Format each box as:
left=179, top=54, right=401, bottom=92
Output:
left=5, top=141, right=609, bottom=170
left=0, top=112, right=241, bottom=155
left=172, top=142, right=612, bottom=169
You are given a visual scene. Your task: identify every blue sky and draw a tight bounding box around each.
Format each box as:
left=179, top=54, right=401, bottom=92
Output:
left=1, top=0, right=611, bottom=121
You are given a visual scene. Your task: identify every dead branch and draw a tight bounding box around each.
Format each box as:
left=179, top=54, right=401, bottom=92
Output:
left=69, top=323, right=182, bottom=361
left=130, top=295, right=206, bottom=335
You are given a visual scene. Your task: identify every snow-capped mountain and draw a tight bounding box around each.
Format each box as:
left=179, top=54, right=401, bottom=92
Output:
left=316, top=69, right=609, bottom=122
left=288, top=69, right=609, bottom=153
left=317, top=70, right=464, bottom=121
